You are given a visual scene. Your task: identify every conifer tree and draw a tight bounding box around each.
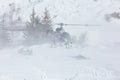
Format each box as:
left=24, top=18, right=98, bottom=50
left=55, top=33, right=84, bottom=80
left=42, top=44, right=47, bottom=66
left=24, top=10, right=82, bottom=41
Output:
left=42, top=8, right=53, bottom=37
left=24, top=8, right=42, bottom=45
left=42, top=8, right=52, bottom=24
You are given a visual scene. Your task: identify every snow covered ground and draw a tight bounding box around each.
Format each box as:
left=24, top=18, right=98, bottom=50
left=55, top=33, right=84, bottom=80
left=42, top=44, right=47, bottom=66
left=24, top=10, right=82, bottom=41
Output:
left=0, top=45, right=120, bottom=80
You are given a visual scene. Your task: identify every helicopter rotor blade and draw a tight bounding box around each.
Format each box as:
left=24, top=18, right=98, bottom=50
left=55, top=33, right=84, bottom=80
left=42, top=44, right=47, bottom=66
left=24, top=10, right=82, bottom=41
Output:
left=54, top=23, right=102, bottom=27
left=64, top=24, right=101, bottom=26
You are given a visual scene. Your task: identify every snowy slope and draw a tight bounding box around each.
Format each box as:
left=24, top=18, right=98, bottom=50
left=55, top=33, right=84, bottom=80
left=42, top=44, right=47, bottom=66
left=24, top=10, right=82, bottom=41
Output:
left=0, top=45, right=120, bottom=80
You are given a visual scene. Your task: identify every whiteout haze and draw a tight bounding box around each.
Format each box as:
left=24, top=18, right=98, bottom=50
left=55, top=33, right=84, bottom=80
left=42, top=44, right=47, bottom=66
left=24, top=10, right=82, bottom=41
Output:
left=0, top=0, right=120, bottom=80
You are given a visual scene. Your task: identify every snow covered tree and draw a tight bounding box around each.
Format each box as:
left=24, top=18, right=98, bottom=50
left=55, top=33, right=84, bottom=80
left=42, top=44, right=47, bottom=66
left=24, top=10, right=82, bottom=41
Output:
left=8, top=3, right=16, bottom=24
left=42, top=8, right=53, bottom=34
left=40, top=8, right=54, bottom=42
left=24, top=8, right=42, bottom=46
left=42, top=8, right=52, bottom=24
left=7, top=3, right=22, bottom=25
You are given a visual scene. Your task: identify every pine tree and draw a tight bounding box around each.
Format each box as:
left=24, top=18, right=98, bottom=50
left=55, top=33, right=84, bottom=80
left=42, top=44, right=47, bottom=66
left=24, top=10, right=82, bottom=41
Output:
left=42, top=8, right=53, bottom=38
left=8, top=3, right=16, bottom=24
left=24, top=8, right=42, bottom=46
left=42, top=8, right=52, bottom=24
left=24, top=8, right=55, bottom=46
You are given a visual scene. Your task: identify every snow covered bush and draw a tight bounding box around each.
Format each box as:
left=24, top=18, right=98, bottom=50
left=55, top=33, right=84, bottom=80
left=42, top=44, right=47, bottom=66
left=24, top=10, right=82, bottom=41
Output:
left=18, top=48, right=33, bottom=55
